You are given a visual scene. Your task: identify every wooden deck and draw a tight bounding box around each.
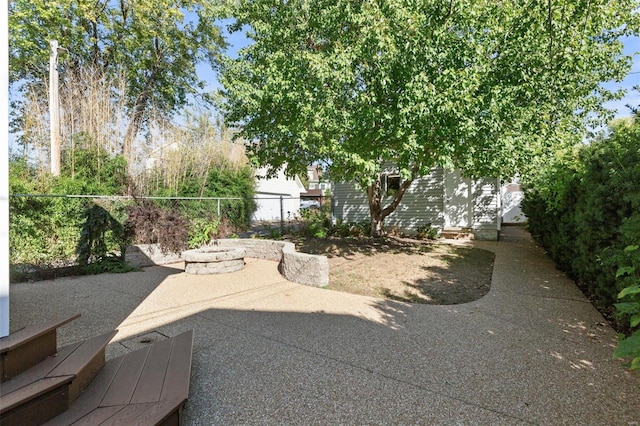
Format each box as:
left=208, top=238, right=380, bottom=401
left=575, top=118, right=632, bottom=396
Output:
left=0, top=314, right=81, bottom=383
left=0, top=315, right=194, bottom=426
left=46, top=330, right=194, bottom=426
left=1, top=331, right=116, bottom=426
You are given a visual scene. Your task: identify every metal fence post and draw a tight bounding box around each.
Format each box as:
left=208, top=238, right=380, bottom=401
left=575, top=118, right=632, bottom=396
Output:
left=280, top=195, right=284, bottom=232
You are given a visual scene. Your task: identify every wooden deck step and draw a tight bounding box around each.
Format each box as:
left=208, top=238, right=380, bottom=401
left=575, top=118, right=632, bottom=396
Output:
left=0, top=314, right=81, bottom=382
left=46, top=330, right=195, bottom=426
left=0, top=330, right=117, bottom=426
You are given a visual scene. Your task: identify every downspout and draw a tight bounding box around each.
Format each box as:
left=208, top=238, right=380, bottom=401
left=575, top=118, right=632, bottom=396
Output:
left=1, top=3, right=10, bottom=337
left=467, top=176, right=473, bottom=229
left=496, top=177, right=502, bottom=236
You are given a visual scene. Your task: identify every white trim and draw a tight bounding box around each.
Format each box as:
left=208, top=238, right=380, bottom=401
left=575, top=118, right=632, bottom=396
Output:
left=496, top=177, right=502, bottom=231
left=1, top=3, right=10, bottom=337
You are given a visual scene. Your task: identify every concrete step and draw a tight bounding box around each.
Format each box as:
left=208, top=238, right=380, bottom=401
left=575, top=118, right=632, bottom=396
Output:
left=440, top=228, right=474, bottom=240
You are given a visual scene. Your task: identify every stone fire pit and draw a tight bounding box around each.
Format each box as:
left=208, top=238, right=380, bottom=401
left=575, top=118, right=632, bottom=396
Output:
left=181, top=247, right=246, bottom=275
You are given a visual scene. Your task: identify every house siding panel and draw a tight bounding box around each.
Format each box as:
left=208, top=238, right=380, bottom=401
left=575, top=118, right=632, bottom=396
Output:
left=472, top=177, right=500, bottom=229
left=384, top=168, right=444, bottom=231
left=332, top=182, right=370, bottom=223
left=332, top=168, right=445, bottom=232
left=252, top=166, right=305, bottom=222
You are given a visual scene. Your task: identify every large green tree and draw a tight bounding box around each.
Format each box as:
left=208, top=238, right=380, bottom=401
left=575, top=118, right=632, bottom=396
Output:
left=9, top=0, right=226, bottom=163
left=220, top=0, right=638, bottom=236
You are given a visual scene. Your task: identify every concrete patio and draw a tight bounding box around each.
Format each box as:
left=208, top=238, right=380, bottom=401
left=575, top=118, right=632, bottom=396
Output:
left=8, top=227, right=640, bottom=424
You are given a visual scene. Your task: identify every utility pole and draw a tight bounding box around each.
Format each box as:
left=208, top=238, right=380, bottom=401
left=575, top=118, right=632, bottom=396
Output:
left=49, top=40, right=61, bottom=176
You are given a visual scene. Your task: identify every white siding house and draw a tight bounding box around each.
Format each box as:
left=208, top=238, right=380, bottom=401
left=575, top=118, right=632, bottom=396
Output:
left=252, top=167, right=306, bottom=222
left=332, top=167, right=501, bottom=240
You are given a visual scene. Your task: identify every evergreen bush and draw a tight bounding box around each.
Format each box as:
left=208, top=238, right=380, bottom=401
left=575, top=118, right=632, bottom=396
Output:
left=522, top=118, right=640, bottom=313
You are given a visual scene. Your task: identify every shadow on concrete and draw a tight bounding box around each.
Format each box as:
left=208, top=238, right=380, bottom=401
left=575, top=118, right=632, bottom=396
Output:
left=8, top=231, right=640, bottom=425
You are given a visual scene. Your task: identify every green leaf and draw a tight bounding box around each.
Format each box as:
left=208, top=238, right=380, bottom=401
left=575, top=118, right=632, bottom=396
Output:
left=624, top=245, right=639, bottom=252
left=618, top=286, right=640, bottom=299
left=219, top=0, right=639, bottom=237
left=631, top=314, right=640, bottom=329
left=10, top=0, right=226, bottom=160
left=616, top=266, right=636, bottom=278
left=614, top=332, right=640, bottom=359
left=614, top=302, right=640, bottom=315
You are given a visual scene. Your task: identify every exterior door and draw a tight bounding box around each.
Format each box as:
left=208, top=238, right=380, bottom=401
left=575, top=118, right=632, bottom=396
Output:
left=444, top=170, right=472, bottom=228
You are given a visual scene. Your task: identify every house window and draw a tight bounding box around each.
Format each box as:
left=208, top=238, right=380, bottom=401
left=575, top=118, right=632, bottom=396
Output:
left=385, top=174, right=401, bottom=196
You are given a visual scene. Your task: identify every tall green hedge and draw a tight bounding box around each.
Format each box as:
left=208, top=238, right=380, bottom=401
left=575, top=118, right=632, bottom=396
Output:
left=522, top=118, right=640, bottom=309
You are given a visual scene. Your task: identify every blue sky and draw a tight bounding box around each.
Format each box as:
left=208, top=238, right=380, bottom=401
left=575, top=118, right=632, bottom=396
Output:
left=602, top=36, right=640, bottom=118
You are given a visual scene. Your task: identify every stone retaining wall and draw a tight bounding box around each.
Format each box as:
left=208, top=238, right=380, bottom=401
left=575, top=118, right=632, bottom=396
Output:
left=126, top=239, right=329, bottom=287
left=210, top=239, right=329, bottom=287
left=125, top=244, right=182, bottom=267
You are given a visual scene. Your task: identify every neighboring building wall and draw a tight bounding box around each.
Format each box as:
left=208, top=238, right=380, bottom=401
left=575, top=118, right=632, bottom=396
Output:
left=501, top=181, right=527, bottom=224
left=332, top=181, right=370, bottom=223
left=471, top=177, right=501, bottom=240
left=444, top=170, right=472, bottom=228
left=306, top=164, right=332, bottom=194
left=472, top=177, right=501, bottom=228
left=332, top=168, right=500, bottom=240
left=385, top=168, right=445, bottom=231
left=253, top=193, right=300, bottom=222
left=252, top=167, right=305, bottom=222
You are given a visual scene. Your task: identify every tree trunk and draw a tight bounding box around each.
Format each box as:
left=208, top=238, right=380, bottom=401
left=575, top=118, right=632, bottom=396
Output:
left=122, top=94, right=148, bottom=165
left=366, top=166, right=419, bottom=238
left=367, top=174, right=384, bottom=237
left=122, top=62, right=159, bottom=166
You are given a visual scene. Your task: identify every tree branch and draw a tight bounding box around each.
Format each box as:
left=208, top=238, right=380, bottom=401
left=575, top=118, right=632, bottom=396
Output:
left=380, top=164, right=420, bottom=219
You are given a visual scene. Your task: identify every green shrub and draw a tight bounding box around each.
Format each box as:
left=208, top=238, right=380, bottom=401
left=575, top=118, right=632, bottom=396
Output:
left=9, top=145, right=263, bottom=279
left=329, top=220, right=372, bottom=238
left=188, top=217, right=220, bottom=248
left=9, top=149, right=129, bottom=265
left=203, top=166, right=256, bottom=230
left=150, top=164, right=257, bottom=232
left=61, top=142, right=128, bottom=194
left=522, top=117, right=640, bottom=313
left=613, top=246, right=640, bottom=370
left=76, top=199, right=132, bottom=273
left=298, top=206, right=331, bottom=238
left=416, top=223, right=440, bottom=240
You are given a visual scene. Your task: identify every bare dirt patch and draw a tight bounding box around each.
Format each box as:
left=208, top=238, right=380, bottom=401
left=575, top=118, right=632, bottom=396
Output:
left=296, top=237, right=494, bottom=305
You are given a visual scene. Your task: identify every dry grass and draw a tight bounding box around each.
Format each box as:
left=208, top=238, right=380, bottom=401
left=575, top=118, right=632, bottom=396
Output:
left=297, top=237, right=494, bottom=305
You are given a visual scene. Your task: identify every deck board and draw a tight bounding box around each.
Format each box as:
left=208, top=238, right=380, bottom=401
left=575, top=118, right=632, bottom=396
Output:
left=0, top=342, right=80, bottom=396
left=67, top=406, right=126, bottom=426
left=130, top=337, right=173, bottom=404
left=49, top=332, right=116, bottom=377
left=0, top=314, right=80, bottom=353
left=100, top=403, right=157, bottom=426
left=1, top=376, right=72, bottom=413
left=160, top=330, right=194, bottom=402
left=45, top=330, right=194, bottom=426
left=100, top=346, right=150, bottom=407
